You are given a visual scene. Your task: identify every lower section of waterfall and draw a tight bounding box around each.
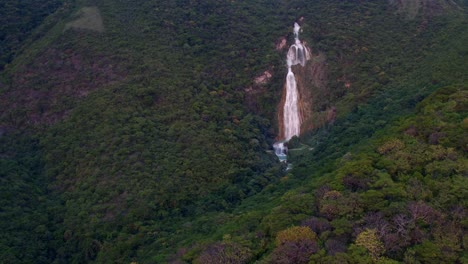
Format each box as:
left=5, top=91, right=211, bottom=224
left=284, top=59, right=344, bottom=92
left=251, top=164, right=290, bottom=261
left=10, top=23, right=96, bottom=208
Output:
left=273, top=141, right=292, bottom=170
left=273, top=142, right=287, bottom=162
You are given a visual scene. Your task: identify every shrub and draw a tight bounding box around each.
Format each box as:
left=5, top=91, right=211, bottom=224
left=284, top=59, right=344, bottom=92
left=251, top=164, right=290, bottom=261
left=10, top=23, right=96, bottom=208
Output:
left=275, top=226, right=317, bottom=246
left=355, top=228, right=385, bottom=261
left=194, top=242, right=252, bottom=264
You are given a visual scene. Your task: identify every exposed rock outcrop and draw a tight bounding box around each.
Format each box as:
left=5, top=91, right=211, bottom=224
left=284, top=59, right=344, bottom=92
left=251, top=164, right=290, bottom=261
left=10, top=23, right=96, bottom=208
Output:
left=65, top=6, right=104, bottom=32
left=275, top=37, right=287, bottom=51
left=254, top=70, right=272, bottom=85
left=245, top=69, right=274, bottom=113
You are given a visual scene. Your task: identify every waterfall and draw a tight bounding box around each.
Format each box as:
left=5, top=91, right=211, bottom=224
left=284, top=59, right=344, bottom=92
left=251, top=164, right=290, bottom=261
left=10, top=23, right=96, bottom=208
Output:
left=274, top=22, right=310, bottom=162
left=283, top=68, right=300, bottom=141
left=287, top=23, right=310, bottom=68
left=273, top=142, right=287, bottom=162
left=284, top=22, right=309, bottom=142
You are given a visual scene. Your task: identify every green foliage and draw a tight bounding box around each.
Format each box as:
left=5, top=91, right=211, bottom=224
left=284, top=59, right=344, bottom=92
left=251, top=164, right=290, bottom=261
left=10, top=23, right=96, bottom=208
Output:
left=0, top=132, right=52, bottom=263
left=0, top=0, right=467, bottom=263
left=193, top=241, right=253, bottom=264
left=275, top=226, right=317, bottom=246
left=0, top=0, right=63, bottom=70
left=355, top=229, right=385, bottom=261
left=197, top=84, right=467, bottom=263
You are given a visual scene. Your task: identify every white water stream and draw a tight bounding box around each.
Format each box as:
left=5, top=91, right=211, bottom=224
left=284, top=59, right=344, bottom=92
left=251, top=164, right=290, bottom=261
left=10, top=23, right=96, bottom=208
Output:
left=274, top=22, right=310, bottom=164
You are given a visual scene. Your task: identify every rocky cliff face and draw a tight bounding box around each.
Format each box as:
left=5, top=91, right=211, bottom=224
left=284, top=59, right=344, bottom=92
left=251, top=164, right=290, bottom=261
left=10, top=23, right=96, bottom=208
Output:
left=277, top=50, right=333, bottom=139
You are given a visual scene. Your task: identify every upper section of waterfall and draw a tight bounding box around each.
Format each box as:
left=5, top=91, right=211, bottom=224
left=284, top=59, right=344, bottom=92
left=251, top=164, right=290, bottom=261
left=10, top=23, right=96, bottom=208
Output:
left=287, top=23, right=311, bottom=67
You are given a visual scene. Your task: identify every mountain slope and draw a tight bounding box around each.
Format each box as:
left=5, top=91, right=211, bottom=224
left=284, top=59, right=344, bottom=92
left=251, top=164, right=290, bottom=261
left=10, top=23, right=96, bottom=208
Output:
left=0, top=0, right=63, bottom=70
left=0, top=0, right=466, bottom=263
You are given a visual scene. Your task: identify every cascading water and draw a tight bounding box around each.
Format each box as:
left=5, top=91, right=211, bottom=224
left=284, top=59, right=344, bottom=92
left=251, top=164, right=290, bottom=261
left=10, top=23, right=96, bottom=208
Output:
left=274, top=22, right=310, bottom=164
left=283, top=68, right=300, bottom=141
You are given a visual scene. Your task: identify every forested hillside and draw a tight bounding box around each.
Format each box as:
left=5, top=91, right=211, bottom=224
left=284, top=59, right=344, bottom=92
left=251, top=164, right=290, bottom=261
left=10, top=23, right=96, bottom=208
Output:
left=0, top=0, right=466, bottom=263
left=0, top=0, right=63, bottom=70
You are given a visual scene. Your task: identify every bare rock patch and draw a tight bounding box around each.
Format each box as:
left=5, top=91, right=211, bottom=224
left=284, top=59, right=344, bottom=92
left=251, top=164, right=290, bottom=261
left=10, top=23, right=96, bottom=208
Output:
left=65, top=6, right=104, bottom=32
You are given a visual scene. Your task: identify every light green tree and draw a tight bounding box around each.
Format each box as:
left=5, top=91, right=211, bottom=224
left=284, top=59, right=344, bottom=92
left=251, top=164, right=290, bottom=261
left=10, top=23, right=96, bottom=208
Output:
left=355, top=228, right=385, bottom=261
